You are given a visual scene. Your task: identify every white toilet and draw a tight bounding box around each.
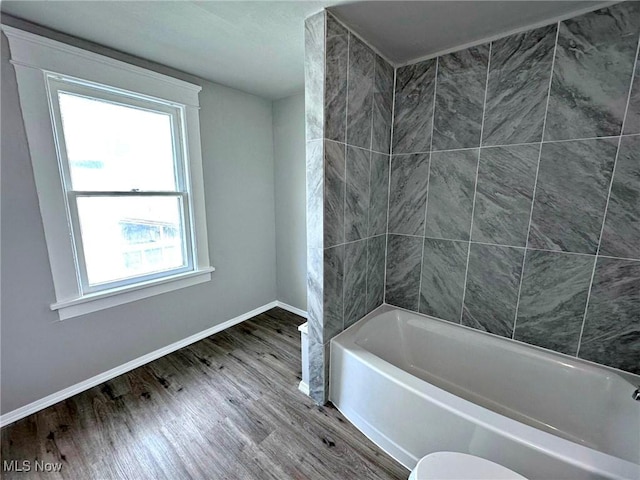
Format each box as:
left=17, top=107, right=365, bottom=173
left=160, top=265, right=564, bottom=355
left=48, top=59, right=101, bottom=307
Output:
left=408, top=452, right=528, bottom=480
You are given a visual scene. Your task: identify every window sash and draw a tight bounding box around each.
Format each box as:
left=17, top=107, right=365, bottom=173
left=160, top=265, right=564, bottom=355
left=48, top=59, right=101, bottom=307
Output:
left=46, top=75, right=189, bottom=194
left=46, top=75, right=198, bottom=294
left=67, top=192, right=195, bottom=293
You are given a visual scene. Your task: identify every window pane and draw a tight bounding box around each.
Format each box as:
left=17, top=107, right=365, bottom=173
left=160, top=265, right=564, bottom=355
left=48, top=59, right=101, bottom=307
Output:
left=58, top=92, right=177, bottom=191
left=76, top=196, right=187, bottom=286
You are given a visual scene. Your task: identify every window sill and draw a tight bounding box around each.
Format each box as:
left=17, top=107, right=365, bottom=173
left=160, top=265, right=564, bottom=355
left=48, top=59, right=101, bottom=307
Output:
left=50, top=267, right=215, bottom=320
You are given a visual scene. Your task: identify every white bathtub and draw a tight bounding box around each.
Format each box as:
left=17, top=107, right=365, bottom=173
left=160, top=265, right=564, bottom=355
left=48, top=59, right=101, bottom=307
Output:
left=329, top=306, right=640, bottom=480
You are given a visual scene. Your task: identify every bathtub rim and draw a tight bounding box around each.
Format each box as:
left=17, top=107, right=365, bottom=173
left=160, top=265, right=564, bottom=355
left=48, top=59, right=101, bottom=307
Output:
left=329, top=305, right=640, bottom=480
left=342, top=304, right=640, bottom=386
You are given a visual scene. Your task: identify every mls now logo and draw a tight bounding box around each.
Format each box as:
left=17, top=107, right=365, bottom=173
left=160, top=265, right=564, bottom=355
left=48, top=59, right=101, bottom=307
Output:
left=3, top=460, right=63, bottom=473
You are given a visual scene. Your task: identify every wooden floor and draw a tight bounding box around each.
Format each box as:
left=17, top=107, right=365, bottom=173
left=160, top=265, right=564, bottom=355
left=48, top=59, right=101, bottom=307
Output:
left=1, top=308, right=408, bottom=480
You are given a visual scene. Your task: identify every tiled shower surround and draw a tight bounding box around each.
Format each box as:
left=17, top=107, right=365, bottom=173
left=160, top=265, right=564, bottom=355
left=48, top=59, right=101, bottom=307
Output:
left=305, top=2, right=640, bottom=403
left=305, top=12, right=394, bottom=402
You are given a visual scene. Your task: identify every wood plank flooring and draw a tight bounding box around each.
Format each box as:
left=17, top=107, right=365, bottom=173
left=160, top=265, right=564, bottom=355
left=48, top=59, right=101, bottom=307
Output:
left=1, top=308, right=408, bottom=480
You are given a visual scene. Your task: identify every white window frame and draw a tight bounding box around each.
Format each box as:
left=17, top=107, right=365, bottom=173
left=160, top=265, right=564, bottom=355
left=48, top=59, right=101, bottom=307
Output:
left=2, top=26, right=214, bottom=320
left=47, top=76, right=196, bottom=292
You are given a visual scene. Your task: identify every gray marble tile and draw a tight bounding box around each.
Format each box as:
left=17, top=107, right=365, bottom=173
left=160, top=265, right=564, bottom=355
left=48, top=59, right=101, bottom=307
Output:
left=472, top=144, right=539, bottom=247
left=437, top=44, right=488, bottom=73
left=514, top=250, right=593, bottom=356
left=433, top=45, right=489, bottom=151
left=546, top=3, right=640, bottom=141
left=528, top=138, right=617, bottom=254
left=482, top=25, right=557, bottom=146
left=366, top=234, right=386, bottom=314
left=346, top=35, right=374, bottom=149
left=308, top=337, right=329, bottom=404
left=324, top=140, right=345, bottom=248
left=372, top=55, right=394, bottom=154
left=425, top=149, right=478, bottom=241
left=600, top=135, right=640, bottom=259
left=344, top=239, right=367, bottom=328
left=308, top=247, right=326, bottom=403
left=323, top=245, right=344, bottom=343
left=304, top=12, right=325, bottom=142
left=345, top=147, right=370, bottom=242
left=579, top=258, right=640, bottom=375
left=388, top=154, right=430, bottom=235
left=306, top=247, right=323, bottom=345
left=462, top=244, right=524, bottom=337
left=624, top=50, right=640, bottom=135
left=419, top=238, right=468, bottom=322
left=385, top=234, right=423, bottom=311
left=368, top=153, right=390, bottom=237
left=392, top=59, right=437, bottom=154
left=325, top=14, right=348, bottom=143
left=306, top=140, right=324, bottom=249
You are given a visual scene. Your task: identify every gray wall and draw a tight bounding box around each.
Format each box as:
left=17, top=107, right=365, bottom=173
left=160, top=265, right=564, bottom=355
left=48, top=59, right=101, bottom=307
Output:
left=304, top=12, right=394, bottom=403
left=385, top=2, right=640, bottom=375
left=1, top=24, right=277, bottom=414
left=273, top=94, right=307, bottom=312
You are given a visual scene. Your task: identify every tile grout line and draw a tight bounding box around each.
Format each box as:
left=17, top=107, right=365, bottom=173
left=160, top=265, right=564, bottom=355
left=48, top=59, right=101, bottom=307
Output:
left=386, top=133, right=640, bottom=158
left=382, top=66, right=397, bottom=305
left=365, top=54, right=376, bottom=313
left=598, top=254, right=640, bottom=263
left=326, top=238, right=369, bottom=249
left=512, top=21, right=560, bottom=341
left=381, top=232, right=638, bottom=261
left=364, top=155, right=370, bottom=314
left=575, top=31, right=640, bottom=358
left=342, top=30, right=350, bottom=332
left=417, top=158, right=433, bottom=311
left=459, top=41, right=492, bottom=325
left=368, top=53, right=377, bottom=154
left=574, top=216, right=610, bottom=358
left=536, top=134, right=623, bottom=145
left=417, top=57, right=438, bottom=313
left=323, top=138, right=390, bottom=157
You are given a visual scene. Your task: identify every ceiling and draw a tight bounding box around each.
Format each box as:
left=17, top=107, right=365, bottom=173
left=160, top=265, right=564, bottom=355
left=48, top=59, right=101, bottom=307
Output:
left=1, top=1, right=614, bottom=100
left=332, top=1, right=614, bottom=65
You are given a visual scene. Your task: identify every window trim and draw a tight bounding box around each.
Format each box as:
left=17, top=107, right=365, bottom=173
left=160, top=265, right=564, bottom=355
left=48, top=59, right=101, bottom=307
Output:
left=2, top=25, right=214, bottom=320
left=46, top=77, right=196, bottom=293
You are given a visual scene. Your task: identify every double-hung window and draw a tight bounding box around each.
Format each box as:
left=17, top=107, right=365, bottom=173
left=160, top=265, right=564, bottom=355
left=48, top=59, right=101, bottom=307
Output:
left=48, top=77, right=194, bottom=291
left=3, top=26, right=213, bottom=320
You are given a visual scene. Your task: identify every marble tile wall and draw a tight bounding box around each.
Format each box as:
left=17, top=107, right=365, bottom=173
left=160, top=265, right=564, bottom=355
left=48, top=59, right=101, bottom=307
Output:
left=304, top=11, right=394, bottom=403
left=385, top=2, right=640, bottom=375
left=304, top=12, right=326, bottom=404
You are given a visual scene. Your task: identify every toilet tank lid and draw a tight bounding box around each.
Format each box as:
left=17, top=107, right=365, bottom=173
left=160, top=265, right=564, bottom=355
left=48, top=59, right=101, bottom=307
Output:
left=414, top=452, right=528, bottom=480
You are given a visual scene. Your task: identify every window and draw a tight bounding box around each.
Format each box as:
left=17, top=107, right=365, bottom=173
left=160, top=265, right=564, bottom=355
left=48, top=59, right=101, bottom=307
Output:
left=3, top=26, right=214, bottom=319
left=49, top=77, right=194, bottom=291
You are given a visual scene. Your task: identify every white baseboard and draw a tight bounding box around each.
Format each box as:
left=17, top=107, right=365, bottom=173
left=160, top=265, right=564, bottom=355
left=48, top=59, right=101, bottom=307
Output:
left=1, top=301, right=281, bottom=428
left=275, top=301, right=308, bottom=318
left=298, top=380, right=310, bottom=396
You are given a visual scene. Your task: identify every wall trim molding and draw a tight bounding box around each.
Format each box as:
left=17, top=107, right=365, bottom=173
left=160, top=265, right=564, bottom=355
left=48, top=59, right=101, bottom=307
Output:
left=298, top=380, right=310, bottom=396
left=1, top=25, right=201, bottom=98
left=0, top=301, right=287, bottom=428
left=276, top=301, right=308, bottom=318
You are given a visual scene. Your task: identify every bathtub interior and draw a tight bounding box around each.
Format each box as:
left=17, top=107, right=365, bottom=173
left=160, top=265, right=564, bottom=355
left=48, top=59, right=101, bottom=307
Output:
left=351, top=308, right=640, bottom=465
